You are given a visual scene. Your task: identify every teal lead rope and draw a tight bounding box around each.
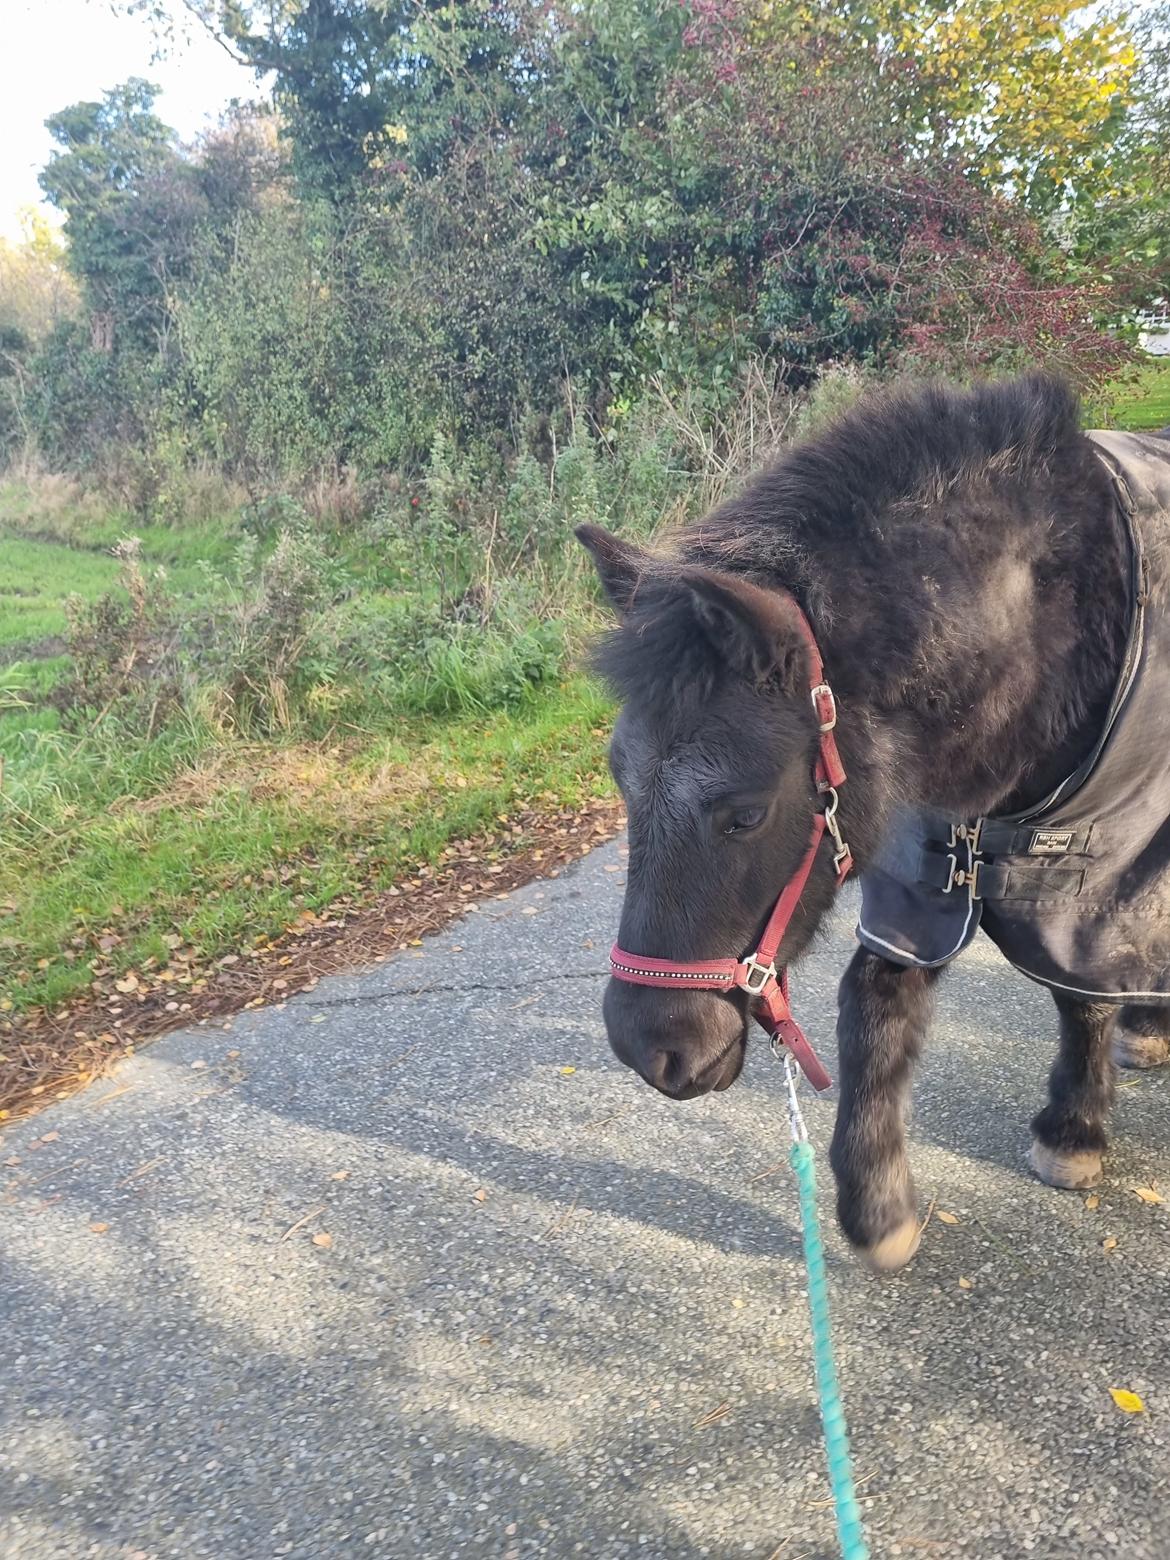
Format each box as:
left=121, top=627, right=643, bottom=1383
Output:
left=778, top=1048, right=870, bottom=1560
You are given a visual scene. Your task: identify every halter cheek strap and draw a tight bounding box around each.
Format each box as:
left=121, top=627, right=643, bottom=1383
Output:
left=608, top=599, right=853, bottom=1094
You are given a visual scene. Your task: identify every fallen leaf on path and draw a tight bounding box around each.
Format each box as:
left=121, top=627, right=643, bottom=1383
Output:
left=312, top=1231, right=333, bottom=1249
left=936, top=1210, right=960, bottom=1225
left=1084, top=1193, right=1100, bottom=1210
left=1102, top=1236, right=1119, bottom=1251
left=1130, top=1185, right=1164, bottom=1205
left=89, top=1221, right=110, bottom=1234
left=559, top=1066, right=576, bottom=1076
left=1109, top=1388, right=1145, bottom=1414
left=472, top=1187, right=489, bottom=1203
left=330, top=1170, right=350, bottom=1182
left=958, top=1277, right=974, bottom=1290
left=114, top=975, right=139, bottom=994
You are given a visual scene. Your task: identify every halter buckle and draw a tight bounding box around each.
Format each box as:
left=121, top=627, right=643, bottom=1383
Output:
left=739, top=954, right=777, bottom=997
left=811, top=683, right=837, bottom=732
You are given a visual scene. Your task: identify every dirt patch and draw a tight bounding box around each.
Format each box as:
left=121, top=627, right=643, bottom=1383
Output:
left=0, top=796, right=625, bottom=1124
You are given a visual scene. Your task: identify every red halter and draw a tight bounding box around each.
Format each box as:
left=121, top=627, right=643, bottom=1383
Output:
left=608, top=602, right=853, bottom=1094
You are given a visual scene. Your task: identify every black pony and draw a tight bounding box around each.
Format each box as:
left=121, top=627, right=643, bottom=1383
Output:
left=580, top=371, right=1170, bottom=1270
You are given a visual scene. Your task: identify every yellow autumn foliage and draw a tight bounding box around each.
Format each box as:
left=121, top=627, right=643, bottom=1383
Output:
left=746, top=0, right=1136, bottom=201
left=0, top=208, right=79, bottom=345
left=879, top=0, right=1136, bottom=195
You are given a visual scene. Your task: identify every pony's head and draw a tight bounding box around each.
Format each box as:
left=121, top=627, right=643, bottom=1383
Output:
left=579, top=523, right=842, bottom=1099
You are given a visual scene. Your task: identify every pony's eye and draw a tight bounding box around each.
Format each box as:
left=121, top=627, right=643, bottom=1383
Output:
left=724, top=806, right=767, bottom=835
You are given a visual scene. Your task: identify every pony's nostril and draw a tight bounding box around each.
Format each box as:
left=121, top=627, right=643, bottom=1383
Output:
left=603, top=979, right=743, bottom=1096
left=642, top=1047, right=701, bottom=1094
left=662, top=1050, right=690, bottom=1090
left=634, top=1046, right=678, bottom=1091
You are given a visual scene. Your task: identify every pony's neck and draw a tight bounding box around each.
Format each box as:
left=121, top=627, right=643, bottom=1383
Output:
left=817, top=433, right=1130, bottom=847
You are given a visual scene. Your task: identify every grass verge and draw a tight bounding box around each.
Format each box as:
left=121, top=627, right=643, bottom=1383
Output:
left=1, top=677, right=613, bottom=1016
left=1109, top=357, right=1170, bottom=431
left=1, top=791, right=623, bottom=1121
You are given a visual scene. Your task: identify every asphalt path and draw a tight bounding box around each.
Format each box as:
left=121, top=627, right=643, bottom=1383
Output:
left=2, top=838, right=1168, bottom=1559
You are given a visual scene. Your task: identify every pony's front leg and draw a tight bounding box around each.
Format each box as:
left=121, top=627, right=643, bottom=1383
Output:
left=1029, top=993, right=1116, bottom=1189
left=830, top=948, right=940, bottom=1272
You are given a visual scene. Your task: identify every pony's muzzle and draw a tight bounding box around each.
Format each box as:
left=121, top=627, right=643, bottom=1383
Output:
left=602, top=979, right=747, bottom=1099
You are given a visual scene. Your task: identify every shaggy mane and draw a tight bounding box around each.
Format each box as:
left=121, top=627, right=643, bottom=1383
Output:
left=597, top=372, right=1107, bottom=708
left=677, top=370, right=1090, bottom=619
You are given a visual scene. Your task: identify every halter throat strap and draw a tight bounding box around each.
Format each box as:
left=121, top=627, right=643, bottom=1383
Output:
left=608, top=595, right=852, bottom=1094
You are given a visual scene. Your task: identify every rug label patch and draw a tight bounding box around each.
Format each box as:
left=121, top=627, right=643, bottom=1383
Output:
left=1029, top=829, right=1075, bottom=855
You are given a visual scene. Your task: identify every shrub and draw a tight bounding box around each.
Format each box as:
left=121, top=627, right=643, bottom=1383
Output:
left=62, top=537, right=177, bottom=724
left=193, top=526, right=348, bottom=733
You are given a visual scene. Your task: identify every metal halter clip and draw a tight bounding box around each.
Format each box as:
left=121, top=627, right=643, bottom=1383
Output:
left=740, top=954, right=778, bottom=996
left=778, top=1049, right=809, bottom=1143
left=823, top=787, right=852, bottom=874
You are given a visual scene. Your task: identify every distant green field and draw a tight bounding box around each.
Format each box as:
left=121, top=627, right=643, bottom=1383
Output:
left=0, top=482, right=251, bottom=730
left=1109, top=357, right=1170, bottom=432
left=0, top=534, right=121, bottom=651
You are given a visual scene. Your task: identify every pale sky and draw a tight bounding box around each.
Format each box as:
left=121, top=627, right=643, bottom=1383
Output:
left=1, top=0, right=263, bottom=239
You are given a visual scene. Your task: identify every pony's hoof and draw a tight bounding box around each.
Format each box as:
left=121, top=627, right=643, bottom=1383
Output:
left=1028, top=1141, right=1103, bottom=1189
left=1113, top=1030, right=1170, bottom=1070
left=859, top=1216, right=922, bottom=1273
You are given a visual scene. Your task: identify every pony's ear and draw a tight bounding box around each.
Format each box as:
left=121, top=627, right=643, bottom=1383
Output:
left=575, top=524, right=651, bottom=615
left=685, top=568, right=808, bottom=694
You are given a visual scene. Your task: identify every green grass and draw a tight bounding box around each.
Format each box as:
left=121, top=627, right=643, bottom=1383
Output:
left=1109, top=357, right=1170, bottom=432
left=0, top=472, right=613, bottom=1017
left=0, top=680, right=612, bottom=1012
left=0, top=478, right=263, bottom=770
left=0, top=534, right=122, bottom=650
left=0, top=522, right=241, bottom=649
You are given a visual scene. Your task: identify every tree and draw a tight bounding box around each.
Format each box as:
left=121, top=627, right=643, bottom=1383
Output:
left=0, top=211, right=79, bottom=346
left=31, top=0, right=1145, bottom=479
left=871, top=0, right=1137, bottom=209
left=39, top=78, right=205, bottom=354
left=1066, top=0, right=1170, bottom=315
